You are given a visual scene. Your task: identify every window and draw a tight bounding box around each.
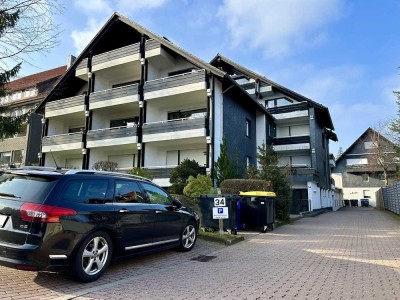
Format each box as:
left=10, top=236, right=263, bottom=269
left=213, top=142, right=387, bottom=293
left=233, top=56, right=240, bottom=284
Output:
left=347, top=158, right=368, bottom=165
left=322, top=133, right=325, bottom=149
left=61, top=180, right=108, bottom=203
left=108, top=154, right=135, bottom=169
left=114, top=180, right=144, bottom=203
left=167, top=108, right=206, bottom=120
left=141, top=182, right=171, bottom=206
left=246, top=156, right=251, bottom=167
left=12, top=150, right=23, bottom=163
left=0, top=152, right=11, bottom=165
left=110, top=117, right=138, bottom=128
left=246, top=119, right=251, bottom=137
left=362, top=174, right=369, bottom=182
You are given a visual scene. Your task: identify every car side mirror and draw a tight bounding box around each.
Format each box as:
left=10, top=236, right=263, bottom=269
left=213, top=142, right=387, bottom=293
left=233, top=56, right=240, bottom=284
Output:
left=172, top=198, right=183, bottom=208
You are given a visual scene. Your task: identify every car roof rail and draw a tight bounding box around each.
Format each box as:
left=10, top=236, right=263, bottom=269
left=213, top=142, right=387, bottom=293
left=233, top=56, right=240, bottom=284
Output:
left=64, top=169, right=152, bottom=182
left=10, top=166, right=66, bottom=173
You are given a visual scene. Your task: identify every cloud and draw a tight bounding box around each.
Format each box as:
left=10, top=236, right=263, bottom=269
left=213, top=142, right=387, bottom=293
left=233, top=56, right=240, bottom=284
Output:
left=217, top=0, right=344, bottom=59
left=73, top=0, right=112, bottom=15
left=71, top=18, right=106, bottom=55
left=117, top=0, right=167, bottom=13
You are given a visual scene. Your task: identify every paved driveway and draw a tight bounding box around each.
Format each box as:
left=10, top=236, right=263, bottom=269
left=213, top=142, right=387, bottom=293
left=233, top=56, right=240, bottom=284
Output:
left=1, top=207, right=399, bottom=299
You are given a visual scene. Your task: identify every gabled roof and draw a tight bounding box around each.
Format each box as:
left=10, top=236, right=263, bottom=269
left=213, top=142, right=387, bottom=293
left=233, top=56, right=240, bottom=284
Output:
left=210, top=54, right=336, bottom=131
left=336, top=127, right=397, bottom=164
left=6, top=66, right=66, bottom=92
left=36, top=13, right=272, bottom=119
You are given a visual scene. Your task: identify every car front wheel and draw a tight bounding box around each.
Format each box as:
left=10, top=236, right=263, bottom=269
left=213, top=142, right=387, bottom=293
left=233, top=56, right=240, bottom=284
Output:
left=179, top=221, right=197, bottom=252
left=71, top=231, right=113, bottom=282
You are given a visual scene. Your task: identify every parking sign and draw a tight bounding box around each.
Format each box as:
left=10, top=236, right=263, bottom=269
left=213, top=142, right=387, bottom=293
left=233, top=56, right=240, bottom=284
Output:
left=213, top=207, right=228, bottom=219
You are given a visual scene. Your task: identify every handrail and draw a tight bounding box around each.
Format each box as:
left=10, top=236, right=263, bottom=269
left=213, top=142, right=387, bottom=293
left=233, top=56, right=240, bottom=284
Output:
left=143, top=116, right=206, bottom=126
left=88, top=125, right=137, bottom=132
left=90, top=83, right=139, bottom=95
left=145, top=69, right=205, bottom=83
left=43, top=132, right=82, bottom=138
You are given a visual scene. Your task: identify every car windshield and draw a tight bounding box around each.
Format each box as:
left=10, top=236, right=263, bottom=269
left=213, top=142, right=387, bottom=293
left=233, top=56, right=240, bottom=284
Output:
left=0, top=173, right=58, bottom=203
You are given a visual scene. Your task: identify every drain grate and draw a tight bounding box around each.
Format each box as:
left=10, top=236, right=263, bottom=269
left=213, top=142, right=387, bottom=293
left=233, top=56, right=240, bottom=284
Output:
left=191, top=255, right=217, bottom=262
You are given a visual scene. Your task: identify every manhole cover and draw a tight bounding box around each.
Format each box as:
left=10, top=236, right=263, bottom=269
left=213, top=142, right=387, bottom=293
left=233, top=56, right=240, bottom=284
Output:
left=191, top=255, right=217, bottom=262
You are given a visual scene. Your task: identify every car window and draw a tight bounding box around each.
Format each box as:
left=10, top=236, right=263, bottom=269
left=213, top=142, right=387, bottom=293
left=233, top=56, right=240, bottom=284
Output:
left=0, top=174, right=57, bottom=203
left=141, top=182, right=172, bottom=206
left=61, top=179, right=108, bottom=203
left=114, top=180, right=145, bottom=203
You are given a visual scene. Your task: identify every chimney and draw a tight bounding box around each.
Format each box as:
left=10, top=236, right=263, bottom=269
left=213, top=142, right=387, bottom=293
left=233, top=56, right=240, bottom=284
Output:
left=67, top=55, right=77, bottom=69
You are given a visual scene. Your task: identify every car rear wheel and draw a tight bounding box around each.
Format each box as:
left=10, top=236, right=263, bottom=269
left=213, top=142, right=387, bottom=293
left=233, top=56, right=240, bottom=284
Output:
left=178, top=221, right=197, bottom=252
left=71, top=231, right=113, bottom=282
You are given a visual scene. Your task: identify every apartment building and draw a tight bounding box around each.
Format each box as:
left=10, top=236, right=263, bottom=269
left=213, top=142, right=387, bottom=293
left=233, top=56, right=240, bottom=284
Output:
left=35, top=13, right=272, bottom=187
left=211, top=55, right=338, bottom=214
left=332, top=128, right=398, bottom=207
left=0, top=66, right=66, bottom=167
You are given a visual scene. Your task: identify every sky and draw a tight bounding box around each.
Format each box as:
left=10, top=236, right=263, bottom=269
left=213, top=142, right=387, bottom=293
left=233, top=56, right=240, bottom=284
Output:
left=18, top=0, right=400, bottom=157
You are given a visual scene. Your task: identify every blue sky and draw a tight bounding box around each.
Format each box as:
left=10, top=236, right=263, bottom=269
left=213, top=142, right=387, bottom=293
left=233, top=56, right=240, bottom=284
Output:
left=19, top=0, right=400, bottom=156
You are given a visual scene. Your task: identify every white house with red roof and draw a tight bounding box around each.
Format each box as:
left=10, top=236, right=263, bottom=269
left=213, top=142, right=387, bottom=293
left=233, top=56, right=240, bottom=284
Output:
left=0, top=66, right=66, bottom=167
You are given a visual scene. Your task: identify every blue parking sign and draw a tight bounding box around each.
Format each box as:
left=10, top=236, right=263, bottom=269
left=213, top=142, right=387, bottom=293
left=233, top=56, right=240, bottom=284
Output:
left=218, top=208, right=223, bottom=214
left=213, top=207, right=228, bottom=219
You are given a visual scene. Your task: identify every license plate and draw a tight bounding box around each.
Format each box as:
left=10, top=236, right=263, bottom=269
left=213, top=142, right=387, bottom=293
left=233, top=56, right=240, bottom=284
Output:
left=0, top=215, right=8, bottom=228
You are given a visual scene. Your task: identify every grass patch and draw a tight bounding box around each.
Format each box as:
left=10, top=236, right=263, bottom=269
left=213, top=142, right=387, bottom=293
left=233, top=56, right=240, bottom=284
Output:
left=198, top=230, right=244, bottom=246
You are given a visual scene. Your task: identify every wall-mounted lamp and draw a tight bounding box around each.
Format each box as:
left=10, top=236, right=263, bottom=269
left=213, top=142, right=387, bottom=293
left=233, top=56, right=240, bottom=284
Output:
left=82, top=148, right=87, bottom=155
left=139, top=101, right=144, bottom=108
left=137, top=143, right=142, bottom=150
left=85, top=110, right=90, bottom=117
left=37, top=152, right=42, bottom=159
left=41, top=118, right=46, bottom=124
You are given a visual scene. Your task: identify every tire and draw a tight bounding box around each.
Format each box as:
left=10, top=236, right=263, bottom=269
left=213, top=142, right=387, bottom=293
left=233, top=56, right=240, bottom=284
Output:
left=71, top=231, right=113, bottom=282
left=178, top=221, right=197, bottom=252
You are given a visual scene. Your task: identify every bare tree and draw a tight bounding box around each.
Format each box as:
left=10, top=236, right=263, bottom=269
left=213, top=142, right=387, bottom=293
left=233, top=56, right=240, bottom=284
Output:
left=0, top=0, right=62, bottom=137
left=0, top=0, right=63, bottom=69
left=369, top=122, right=399, bottom=185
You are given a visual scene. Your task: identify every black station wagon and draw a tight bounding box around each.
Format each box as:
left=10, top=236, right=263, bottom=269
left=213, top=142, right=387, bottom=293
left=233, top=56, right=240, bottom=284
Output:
left=0, top=167, right=198, bottom=282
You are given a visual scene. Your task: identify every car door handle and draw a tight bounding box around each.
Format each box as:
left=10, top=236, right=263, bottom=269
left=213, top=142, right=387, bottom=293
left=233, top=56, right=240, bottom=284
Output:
left=119, top=209, right=130, bottom=213
left=155, top=210, right=162, bottom=214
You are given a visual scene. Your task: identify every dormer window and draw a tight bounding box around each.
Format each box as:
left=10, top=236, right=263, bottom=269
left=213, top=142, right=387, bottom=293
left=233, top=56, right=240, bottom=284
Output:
left=24, top=88, right=37, bottom=98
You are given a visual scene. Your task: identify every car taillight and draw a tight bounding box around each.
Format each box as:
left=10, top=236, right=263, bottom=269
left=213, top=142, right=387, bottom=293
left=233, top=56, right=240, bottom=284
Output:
left=20, top=203, right=77, bottom=223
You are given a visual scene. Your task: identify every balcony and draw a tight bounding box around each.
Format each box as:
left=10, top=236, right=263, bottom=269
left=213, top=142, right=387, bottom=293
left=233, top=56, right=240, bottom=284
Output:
left=142, top=117, right=207, bottom=142
left=145, top=39, right=174, bottom=67
left=89, top=84, right=139, bottom=110
left=42, top=132, right=83, bottom=152
left=45, top=95, right=85, bottom=118
left=86, top=126, right=138, bottom=148
left=273, top=136, right=310, bottom=152
left=75, top=43, right=141, bottom=80
left=92, top=43, right=140, bottom=72
left=144, top=70, right=206, bottom=100
left=345, top=164, right=396, bottom=173
left=268, top=102, right=309, bottom=121
left=289, top=167, right=319, bottom=182
left=75, top=59, right=88, bottom=79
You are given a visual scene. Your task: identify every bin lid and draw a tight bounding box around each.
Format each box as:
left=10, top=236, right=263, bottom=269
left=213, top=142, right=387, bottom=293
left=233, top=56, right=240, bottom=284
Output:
left=239, top=191, right=276, bottom=197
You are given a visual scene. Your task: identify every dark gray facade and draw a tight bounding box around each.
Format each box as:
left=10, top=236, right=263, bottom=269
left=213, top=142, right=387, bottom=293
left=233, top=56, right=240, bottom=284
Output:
left=223, top=87, right=257, bottom=170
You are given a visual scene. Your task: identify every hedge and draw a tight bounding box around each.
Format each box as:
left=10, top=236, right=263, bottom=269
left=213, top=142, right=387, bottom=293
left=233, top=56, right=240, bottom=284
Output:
left=220, top=179, right=272, bottom=194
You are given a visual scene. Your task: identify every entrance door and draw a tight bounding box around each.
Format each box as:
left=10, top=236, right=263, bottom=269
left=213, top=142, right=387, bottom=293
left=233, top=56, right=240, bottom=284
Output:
left=291, top=189, right=309, bottom=214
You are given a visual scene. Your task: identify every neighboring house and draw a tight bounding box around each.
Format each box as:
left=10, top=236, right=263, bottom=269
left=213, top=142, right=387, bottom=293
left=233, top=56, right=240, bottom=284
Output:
left=332, top=127, right=398, bottom=207
left=0, top=66, right=66, bottom=167
left=35, top=13, right=273, bottom=187
left=210, top=55, right=338, bottom=214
